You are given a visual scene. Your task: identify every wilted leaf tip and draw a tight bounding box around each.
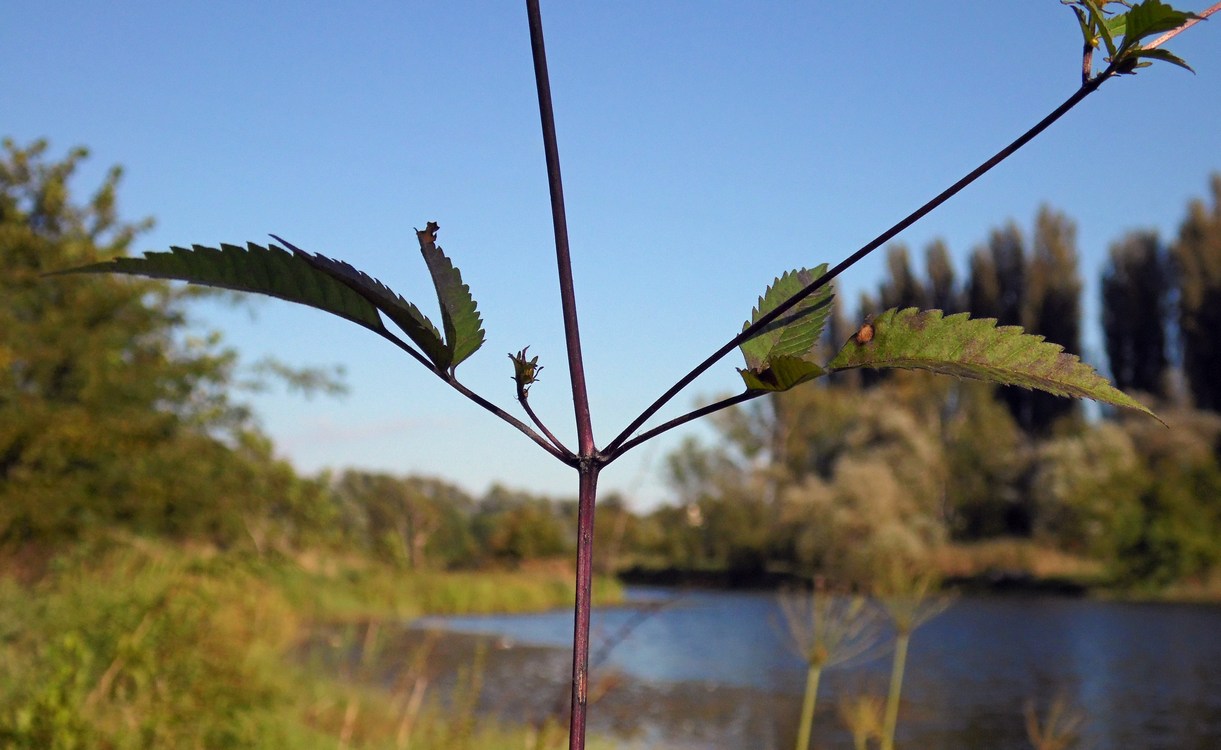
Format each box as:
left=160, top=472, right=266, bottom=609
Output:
left=416, top=221, right=440, bottom=248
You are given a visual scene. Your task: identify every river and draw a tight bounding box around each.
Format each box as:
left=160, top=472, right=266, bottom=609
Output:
left=408, top=588, right=1221, bottom=749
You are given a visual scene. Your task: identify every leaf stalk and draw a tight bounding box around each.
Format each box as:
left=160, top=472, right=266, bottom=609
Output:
left=603, top=66, right=1115, bottom=457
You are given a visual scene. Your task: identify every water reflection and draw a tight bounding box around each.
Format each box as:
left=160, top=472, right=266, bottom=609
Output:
left=408, top=589, right=1221, bottom=749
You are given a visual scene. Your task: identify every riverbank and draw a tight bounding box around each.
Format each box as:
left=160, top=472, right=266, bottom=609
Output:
left=0, top=535, right=623, bottom=749
left=620, top=538, right=1221, bottom=602
left=404, top=586, right=1221, bottom=750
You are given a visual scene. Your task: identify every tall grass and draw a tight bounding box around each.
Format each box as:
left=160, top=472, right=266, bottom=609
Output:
left=0, top=537, right=622, bottom=749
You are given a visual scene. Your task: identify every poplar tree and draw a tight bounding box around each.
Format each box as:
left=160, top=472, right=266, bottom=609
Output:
left=1172, top=175, right=1221, bottom=412
left=1102, top=230, right=1173, bottom=398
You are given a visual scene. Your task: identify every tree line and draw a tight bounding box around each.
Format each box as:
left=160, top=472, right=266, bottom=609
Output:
left=4, top=139, right=1219, bottom=590
left=658, top=181, right=1221, bottom=589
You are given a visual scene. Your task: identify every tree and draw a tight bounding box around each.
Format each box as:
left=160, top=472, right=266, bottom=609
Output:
left=335, top=471, right=446, bottom=568
left=878, top=244, right=928, bottom=312
left=47, top=3, right=1206, bottom=745
left=1172, top=175, right=1221, bottom=412
left=1102, top=230, right=1173, bottom=398
left=964, top=210, right=1084, bottom=434
left=924, top=239, right=962, bottom=314
left=1025, top=207, right=1083, bottom=432
left=0, top=139, right=328, bottom=544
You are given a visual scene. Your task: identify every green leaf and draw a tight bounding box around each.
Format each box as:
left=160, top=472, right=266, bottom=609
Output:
left=271, top=235, right=450, bottom=369
left=1123, top=0, right=1196, bottom=45
left=1070, top=5, right=1093, bottom=44
left=1129, top=46, right=1196, bottom=72
left=51, top=242, right=388, bottom=334
left=739, top=265, right=834, bottom=371
left=738, top=355, right=826, bottom=393
left=416, top=223, right=485, bottom=370
left=1086, top=0, right=1120, bottom=56
left=827, top=308, right=1162, bottom=421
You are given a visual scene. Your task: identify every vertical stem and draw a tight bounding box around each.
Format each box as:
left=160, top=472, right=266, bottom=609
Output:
left=795, top=664, right=823, bottom=750
left=526, top=0, right=595, bottom=456
left=525, top=3, right=599, bottom=749
left=568, top=466, right=599, bottom=749
left=882, top=630, right=911, bottom=750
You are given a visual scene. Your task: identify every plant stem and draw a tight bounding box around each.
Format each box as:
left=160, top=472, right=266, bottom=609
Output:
left=606, top=390, right=764, bottom=464
left=526, top=0, right=595, bottom=458
left=519, top=388, right=576, bottom=459
left=525, top=3, right=599, bottom=749
left=881, top=630, right=911, bottom=750
left=567, top=466, right=599, bottom=749
left=795, top=663, right=823, bottom=750
left=603, top=72, right=1110, bottom=457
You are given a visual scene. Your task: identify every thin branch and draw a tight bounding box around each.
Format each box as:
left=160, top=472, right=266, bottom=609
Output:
left=1145, top=2, right=1219, bottom=50
left=450, top=376, right=578, bottom=465
left=371, top=327, right=574, bottom=463
left=519, top=387, right=576, bottom=459
left=603, top=73, right=1111, bottom=457
left=527, top=0, right=596, bottom=459
left=604, top=390, right=765, bottom=464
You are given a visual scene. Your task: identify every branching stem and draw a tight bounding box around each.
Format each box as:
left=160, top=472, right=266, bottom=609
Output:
left=518, top=387, right=576, bottom=459
left=525, top=3, right=599, bottom=749
left=606, top=391, right=765, bottom=464
left=527, top=0, right=595, bottom=459
left=373, top=327, right=575, bottom=464
left=603, top=68, right=1115, bottom=457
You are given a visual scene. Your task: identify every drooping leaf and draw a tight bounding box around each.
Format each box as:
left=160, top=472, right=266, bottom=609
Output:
left=1064, top=0, right=1197, bottom=74
left=739, top=355, right=826, bottom=393
left=51, top=242, right=388, bottom=334
left=416, top=223, right=485, bottom=369
left=271, top=235, right=450, bottom=369
left=739, top=265, right=834, bottom=371
left=827, top=307, right=1161, bottom=421
left=1127, top=46, right=1196, bottom=72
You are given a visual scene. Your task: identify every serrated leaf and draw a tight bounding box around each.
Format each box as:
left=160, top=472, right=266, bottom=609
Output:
left=738, top=355, right=826, bottom=393
left=1123, top=0, right=1196, bottom=44
left=1130, top=46, right=1196, bottom=72
left=1070, top=5, right=1093, bottom=42
left=827, top=308, right=1162, bottom=421
left=1102, top=11, right=1127, bottom=50
left=416, top=226, right=485, bottom=370
left=1085, top=0, right=1120, bottom=55
left=51, top=242, right=388, bottom=334
left=739, top=265, right=834, bottom=371
left=271, top=235, right=450, bottom=369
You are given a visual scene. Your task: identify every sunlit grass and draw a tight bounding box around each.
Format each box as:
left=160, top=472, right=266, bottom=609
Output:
left=0, top=537, right=623, bottom=749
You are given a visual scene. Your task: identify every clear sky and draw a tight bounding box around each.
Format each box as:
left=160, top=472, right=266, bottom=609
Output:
left=5, top=3, right=1220, bottom=509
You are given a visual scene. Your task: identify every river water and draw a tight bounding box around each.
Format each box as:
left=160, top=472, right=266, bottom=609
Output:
left=407, top=588, right=1221, bottom=749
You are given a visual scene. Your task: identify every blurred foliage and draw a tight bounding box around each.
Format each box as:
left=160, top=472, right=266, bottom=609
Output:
left=0, top=538, right=620, bottom=749
left=2, top=137, right=1220, bottom=748
left=0, top=139, right=338, bottom=546
left=648, top=182, right=1221, bottom=592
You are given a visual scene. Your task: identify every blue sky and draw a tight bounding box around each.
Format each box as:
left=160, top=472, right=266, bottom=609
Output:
left=5, top=2, right=1220, bottom=508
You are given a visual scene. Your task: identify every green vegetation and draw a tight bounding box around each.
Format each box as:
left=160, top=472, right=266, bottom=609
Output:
left=0, top=538, right=620, bottom=750
left=5, top=2, right=1219, bottom=748
left=2, top=138, right=626, bottom=749
left=646, top=183, right=1221, bottom=597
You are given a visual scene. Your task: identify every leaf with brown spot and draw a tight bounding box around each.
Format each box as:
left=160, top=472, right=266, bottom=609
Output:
left=827, top=307, right=1161, bottom=422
